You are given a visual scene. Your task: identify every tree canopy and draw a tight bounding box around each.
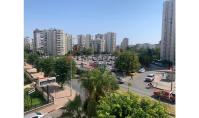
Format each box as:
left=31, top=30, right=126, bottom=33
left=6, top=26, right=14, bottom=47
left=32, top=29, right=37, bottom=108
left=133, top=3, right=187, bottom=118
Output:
left=138, top=48, right=160, bottom=67
left=115, top=51, right=140, bottom=73
left=26, top=53, right=39, bottom=65
left=37, top=57, right=55, bottom=77
left=54, top=56, right=76, bottom=87
left=73, top=48, right=93, bottom=56
left=97, top=92, right=168, bottom=118
left=81, top=69, right=119, bottom=117
left=62, top=95, right=85, bottom=118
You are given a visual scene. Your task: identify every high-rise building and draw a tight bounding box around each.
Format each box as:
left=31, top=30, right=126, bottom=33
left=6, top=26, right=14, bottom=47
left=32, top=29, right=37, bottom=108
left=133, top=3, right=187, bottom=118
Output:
left=33, top=29, right=66, bottom=56
left=121, top=38, right=129, bottom=50
left=85, top=34, right=92, bottom=49
left=104, top=32, right=116, bottom=53
left=95, top=34, right=104, bottom=39
left=47, top=29, right=65, bottom=56
left=65, top=33, right=73, bottom=53
left=160, top=0, right=175, bottom=64
left=33, top=29, right=46, bottom=54
left=24, top=36, right=33, bottom=51
left=77, top=35, right=86, bottom=49
left=91, top=38, right=105, bottom=53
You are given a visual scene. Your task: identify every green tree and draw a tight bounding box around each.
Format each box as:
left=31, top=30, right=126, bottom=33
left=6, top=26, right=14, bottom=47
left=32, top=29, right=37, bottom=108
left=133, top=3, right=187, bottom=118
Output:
left=82, top=48, right=93, bottom=56
left=62, top=95, right=85, bottom=118
left=113, top=50, right=121, bottom=57
left=54, top=56, right=76, bottom=88
left=97, top=92, right=168, bottom=118
left=26, top=53, right=39, bottom=65
left=138, top=48, right=160, bottom=67
left=81, top=69, right=119, bottom=117
left=39, top=57, right=55, bottom=77
left=115, top=51, right=140, bottom=74
left=139, top=54, right=152, bottom=67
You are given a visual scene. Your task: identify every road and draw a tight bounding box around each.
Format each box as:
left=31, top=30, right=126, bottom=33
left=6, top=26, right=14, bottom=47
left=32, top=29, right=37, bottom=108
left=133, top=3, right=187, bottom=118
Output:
left=71, top=64, right=169, bottom=99
left=119, top=70, right=157, bottom=97
left=119, top=64, right=169, bottom=97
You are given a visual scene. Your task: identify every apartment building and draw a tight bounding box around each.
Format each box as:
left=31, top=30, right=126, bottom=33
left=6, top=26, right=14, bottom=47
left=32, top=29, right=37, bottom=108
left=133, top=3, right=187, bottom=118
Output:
left=121, top=38, right=129, bottom=50
left=33, top=28, right=65, bottom=56
left=104, top=32, right=116, bottom=53
left=160, top=0, right=175, bottom=64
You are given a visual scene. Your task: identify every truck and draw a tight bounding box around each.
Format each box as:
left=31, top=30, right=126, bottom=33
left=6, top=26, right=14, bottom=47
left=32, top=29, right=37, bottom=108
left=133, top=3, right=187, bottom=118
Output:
left=153, top=89, right=175, bottom=103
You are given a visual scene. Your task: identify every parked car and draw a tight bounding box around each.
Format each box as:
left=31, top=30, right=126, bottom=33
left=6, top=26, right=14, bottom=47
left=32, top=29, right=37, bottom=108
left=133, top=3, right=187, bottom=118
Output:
left=144, top=77, right=154, bottom=82
left=24, top=112, right=45, bottom=118
left=147, top=74, right=154, bottom=77
left=117, top=77, right=125, bottom=84
left=138, top=68, right=145, bottom=73
left=153, top=90, right=175, bottom=103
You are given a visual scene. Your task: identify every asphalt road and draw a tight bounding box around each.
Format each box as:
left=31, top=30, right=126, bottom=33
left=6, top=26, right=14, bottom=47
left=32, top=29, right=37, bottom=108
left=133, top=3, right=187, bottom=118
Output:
left=71, top=64, right=167, bottom=98
left=119, top=70, right=156, bottom=97
left=119, top=64, right=168, bottom=97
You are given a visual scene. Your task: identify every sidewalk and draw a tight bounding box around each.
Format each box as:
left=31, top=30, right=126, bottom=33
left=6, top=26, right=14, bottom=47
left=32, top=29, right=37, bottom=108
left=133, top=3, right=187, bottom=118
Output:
left=38, top=84, right=77, bottom=114
left=153, top=74, right=175, bottom=91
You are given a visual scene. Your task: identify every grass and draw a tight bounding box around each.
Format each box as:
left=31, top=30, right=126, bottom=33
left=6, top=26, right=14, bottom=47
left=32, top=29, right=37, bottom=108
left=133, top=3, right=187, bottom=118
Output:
left=24, top=88, right=46, bottom=111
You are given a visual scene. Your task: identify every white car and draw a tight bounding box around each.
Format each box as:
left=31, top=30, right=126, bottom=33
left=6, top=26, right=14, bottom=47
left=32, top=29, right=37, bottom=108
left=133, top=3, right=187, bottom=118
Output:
left=138, top=68, right=145, bottom=73
left=147, top=74, right=154, bottom=77
left=145, top=77, right=154, bottom=82
left=24, top=112, right=45, bottom=118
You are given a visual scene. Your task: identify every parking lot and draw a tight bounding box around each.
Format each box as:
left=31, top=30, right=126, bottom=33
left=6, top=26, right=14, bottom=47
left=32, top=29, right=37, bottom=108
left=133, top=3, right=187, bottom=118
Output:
left=74, top=54, right=116, bottom=71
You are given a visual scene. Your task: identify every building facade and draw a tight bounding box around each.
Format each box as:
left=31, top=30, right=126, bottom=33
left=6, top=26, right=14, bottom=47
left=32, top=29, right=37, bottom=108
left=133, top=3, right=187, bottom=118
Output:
left=95, top=33, right=104, bottom=40
left=85, top=34, right=92, bottom=49
left=24, top=36, right=33, bottom=51
left=91, top=38, right=105, bottom=53
left=121, top=38, right=129, bottom=50
left=104, top=32, right=116, bottom=53
left=33, top=29, right=66, bottom=56
left=65, top=33, right=73, bottom=53
left=160, top=0, right=175, bottom=64
left=33, top=29, right=47, bottom=54
left=77, top=34, right=86, bottom=49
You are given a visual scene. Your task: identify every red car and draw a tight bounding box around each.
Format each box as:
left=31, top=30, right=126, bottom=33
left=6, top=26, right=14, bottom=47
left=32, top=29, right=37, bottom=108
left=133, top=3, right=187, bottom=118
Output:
left=153, top=90, right=175, bottom=103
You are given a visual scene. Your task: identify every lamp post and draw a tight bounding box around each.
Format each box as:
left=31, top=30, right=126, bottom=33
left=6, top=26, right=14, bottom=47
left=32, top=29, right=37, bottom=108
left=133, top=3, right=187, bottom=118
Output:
left=69, top=39, right=74, bottom=97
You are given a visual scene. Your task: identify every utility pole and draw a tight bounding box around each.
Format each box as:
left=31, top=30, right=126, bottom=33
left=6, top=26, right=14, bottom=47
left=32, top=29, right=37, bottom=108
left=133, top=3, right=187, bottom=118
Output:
left=70, top=38, right=74, bottom=97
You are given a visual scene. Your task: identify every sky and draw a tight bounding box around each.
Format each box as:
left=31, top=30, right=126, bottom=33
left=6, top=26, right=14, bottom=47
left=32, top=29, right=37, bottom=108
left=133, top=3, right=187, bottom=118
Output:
left=24, top=0, right=163, bottom=45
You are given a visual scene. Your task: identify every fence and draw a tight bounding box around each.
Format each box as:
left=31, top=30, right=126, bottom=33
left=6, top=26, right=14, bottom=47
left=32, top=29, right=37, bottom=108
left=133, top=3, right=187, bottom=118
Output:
left=24, top=87, right=54, bottom=113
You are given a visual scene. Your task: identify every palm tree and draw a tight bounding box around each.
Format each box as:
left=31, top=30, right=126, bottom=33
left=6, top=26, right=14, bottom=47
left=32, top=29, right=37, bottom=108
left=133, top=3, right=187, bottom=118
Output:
left=80, top=69, right=119, bottom=117
left=62, top=95, right=85, bottom=118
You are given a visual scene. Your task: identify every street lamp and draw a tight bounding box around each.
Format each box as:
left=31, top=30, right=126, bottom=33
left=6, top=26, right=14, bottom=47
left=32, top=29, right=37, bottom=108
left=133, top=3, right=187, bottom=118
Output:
left=69, top=39, right=74, bottom=97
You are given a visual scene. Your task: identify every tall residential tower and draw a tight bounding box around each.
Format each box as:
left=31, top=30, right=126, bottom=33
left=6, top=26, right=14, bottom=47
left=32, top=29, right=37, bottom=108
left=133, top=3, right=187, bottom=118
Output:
left=33, top=28, right=66, bottom=56
left=160, top=0, right=175, bottom=64
left=121, top=38, right=129, bottom=50
left=104, top=32, right=116, bottom=53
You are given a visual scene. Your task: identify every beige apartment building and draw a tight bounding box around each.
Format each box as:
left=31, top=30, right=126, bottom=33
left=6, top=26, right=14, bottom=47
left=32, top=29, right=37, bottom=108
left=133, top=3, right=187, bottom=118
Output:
left=104, top=32, right=116, bottom=53
left=33, top=28, right=66, bottom=56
